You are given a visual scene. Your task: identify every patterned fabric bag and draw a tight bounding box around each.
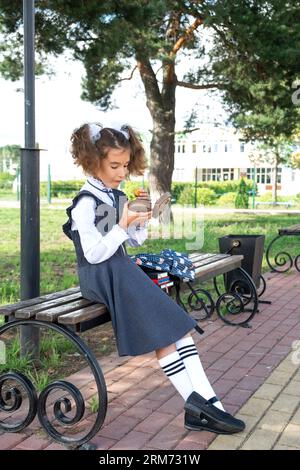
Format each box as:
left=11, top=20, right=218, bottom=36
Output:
left=131, top=249, right=195, bottom=282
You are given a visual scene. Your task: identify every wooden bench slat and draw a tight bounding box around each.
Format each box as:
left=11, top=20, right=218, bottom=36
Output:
left=192, top=254, right=231, bottom=268
left=58, top=304, right=108, bottom=325
left=15, top=292, right=83, bottom=319
left=35, top=299, right=95, bottom=322
left=279, top=224, right=300, bottom=235
left=0, top=286, right=80, bottom=316
left=194, top=255, right=243, bottom=282
left=189, top=253, right=221, bottom=261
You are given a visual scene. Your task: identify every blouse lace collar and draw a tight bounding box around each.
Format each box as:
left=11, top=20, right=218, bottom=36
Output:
left=88, top=176, right=113, bottom=193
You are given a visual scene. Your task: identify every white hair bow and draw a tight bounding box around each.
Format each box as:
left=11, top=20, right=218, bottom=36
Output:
left=108, top=121, right=130, bottom=140
left=88, top=122, right=130, bottom=144
left=88, top=123, right=102, bottom=144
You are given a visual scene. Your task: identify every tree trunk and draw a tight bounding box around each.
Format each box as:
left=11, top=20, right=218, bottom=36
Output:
left=136, top=58, right=176, bottom=201
left=149, top=113, right=175, bottom=199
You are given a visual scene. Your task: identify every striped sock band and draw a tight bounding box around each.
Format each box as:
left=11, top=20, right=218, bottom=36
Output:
left=177, top=344, right=199, bottom=360
left=161, top=356, right=186, bottom=377
left=158, top=350, right=193, bottom=401
left=176, top=336, right=225, bottom=411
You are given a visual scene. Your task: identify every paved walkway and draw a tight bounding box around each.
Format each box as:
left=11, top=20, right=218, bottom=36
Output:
left=0, top=270, right=300, bottom=450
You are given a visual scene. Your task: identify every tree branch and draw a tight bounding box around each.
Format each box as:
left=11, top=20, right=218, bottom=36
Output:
left=176, top=80, right=223, bottom=89
left=170, top=17, right=204, bottom=58
left=119, top=65, right=137, bottom=81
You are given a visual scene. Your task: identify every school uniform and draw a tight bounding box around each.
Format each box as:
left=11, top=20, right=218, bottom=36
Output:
left=63, top=177, right=197, bottom=356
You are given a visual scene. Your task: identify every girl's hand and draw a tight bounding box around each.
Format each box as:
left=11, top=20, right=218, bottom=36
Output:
left=118, top=201, right=152, bottom=230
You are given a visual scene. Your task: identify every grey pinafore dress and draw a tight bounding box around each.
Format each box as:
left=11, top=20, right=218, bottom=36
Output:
left=63, top=189, right=197, bottom=356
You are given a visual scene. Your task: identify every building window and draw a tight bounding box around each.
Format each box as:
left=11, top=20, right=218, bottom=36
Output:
left=246, top=167, right=272, bottom=184
left=177, top=143, right=186, bottom=153
left=192, top=143, right=197, bottom=153
left=224, top=143, right=228, bottom=152
left=214, top=143, right=218, bottom=152
left=202, top=144, right=211, bottom=153
left=240, top=142, right=245, bottom=153
left=200, top=168, right=234, bottom=182
left=277, top=167, right=282, bottom=183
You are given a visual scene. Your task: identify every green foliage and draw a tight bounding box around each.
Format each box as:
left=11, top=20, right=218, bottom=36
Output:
left=123, top=180, right=149, bottom=200
left=178, top=186, right=216, bottom=206
left=171, top=182, right=193, bottom=202
left=27, top=369, right=52, bottom=392
left=0, top=172, right=14, bottom=189
left=40, top=180, right=85, bottom=198
left=0, top=145, right=21, bottom=173
left=235, top=179, right=249, bottom=209
left=218, top=192, right=237, bottom=206
left=0, top=337, right=32, bottom=373
left=204, top=1, right=300, bottom=142
left=1, top=1, right=299, bottom=197
left=197, top=179, right=253, bottom=195
left=88, top=395, right=99, bottom=414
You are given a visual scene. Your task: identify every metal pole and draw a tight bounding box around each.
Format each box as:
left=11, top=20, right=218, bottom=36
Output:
left=47, top=163, right=51, bottom=204
left=194, top=167, right=198, bottom=208
left=252, top=166, right=256, bottom=209
left=20, top=0, right=40, bottom=359
left=16, top=167, right=20, bottom=202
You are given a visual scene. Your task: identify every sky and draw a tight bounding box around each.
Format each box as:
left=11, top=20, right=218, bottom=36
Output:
left=0, top=55, right=227, bottom=180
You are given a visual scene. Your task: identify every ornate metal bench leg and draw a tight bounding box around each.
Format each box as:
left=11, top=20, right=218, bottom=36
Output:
left=186, top=282, right=215, bottom=320
left=0, top=319, right=107, bottom=449
left=295, top=254, right=300, bottom=272
left=266, top=235, right=293, bottom=273
left=215, top=268, right=258, bottom=328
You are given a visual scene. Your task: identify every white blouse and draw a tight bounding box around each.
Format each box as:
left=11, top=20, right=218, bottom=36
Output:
left=71, top=177, right=148, bottom=264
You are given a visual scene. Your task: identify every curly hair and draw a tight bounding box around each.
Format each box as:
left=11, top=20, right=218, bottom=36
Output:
left=70, top=123, right=148, bottom=177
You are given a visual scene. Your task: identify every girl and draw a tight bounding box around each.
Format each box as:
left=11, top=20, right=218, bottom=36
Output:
left=63, top=122, right=245, bottom=435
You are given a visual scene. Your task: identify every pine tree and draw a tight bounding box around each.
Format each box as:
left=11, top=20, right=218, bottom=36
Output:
left=235, top=179, right=249, bottom=209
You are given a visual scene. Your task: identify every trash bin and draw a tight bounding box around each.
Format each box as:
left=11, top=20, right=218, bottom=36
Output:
left=218, top=234, right=265, bottom=290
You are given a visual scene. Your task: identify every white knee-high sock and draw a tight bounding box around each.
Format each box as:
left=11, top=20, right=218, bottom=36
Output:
left=158, top=351, right=193, bottom=401
left=176, top=336, right=225, bottom=411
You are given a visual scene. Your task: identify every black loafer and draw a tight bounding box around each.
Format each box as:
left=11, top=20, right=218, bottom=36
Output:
left=184, top=392, right=245, bottom=434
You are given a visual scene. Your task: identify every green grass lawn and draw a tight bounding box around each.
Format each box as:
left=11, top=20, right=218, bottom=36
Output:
left=1, top=205, right=299, bottom=305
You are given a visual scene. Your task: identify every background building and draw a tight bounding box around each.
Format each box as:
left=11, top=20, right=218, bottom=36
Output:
left=173, top=125, right=300, bottom=196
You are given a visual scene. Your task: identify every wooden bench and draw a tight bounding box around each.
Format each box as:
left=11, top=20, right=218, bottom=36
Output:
left=0, top=252, right=258, bottom=449
left=266, top=224, right=300, bottom=273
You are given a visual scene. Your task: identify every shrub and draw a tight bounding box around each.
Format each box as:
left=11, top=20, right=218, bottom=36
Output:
left=171, top=182, right=193, bottom=202
left=40, top=180, right=85, bottom=198
left=123, top=180, right=148, bottom=200
left=196, top=179, right=253, bottom=195
left=258, top=191, right=286, bottom=202
left=178, top=186, right=216, bottom=206
left=218, top=192, right=237, bottom=206
left=0, top=172, right=14, bottom=190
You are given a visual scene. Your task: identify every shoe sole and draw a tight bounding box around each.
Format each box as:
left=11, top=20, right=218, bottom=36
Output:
left=184, top=423, right=244, bottom=434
